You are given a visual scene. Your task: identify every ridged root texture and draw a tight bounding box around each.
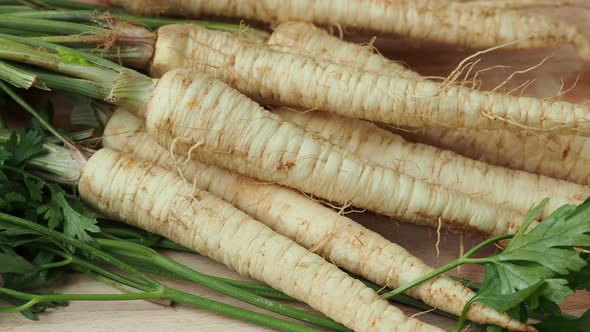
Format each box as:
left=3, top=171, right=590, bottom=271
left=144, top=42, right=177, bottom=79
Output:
left=151, top=25, right=590, bottom=135
left=144, top=68, right=529, bottom=238
left=113, top=0, right=590, bottom=61
left=79, top=148, right=440, bottom=332
left=402, top=127, right=590, bottom=186
left=267, top=22, right=421, bottom=79
left=102, top=109, right=534, bottom=332
left=276, top=109, right=590, bottom=218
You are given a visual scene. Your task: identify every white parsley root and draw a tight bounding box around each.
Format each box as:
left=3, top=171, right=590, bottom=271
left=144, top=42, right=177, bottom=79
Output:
left=110, top=0, right=590, bottom=62
left=149, top=25, right=590, bottom=135
left=79, top=148, right=442, bottom=332
left=102, top=109, right=534, bottom=331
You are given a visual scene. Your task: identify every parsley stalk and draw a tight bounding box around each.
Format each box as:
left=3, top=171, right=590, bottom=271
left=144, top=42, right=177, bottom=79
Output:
left=383, top=234, right=514, bottom=299
left=0, top=1, right=269, bottom=37
left=0, top=212, right=328, bottom=332
left=385, top=199, right=590, bottom=331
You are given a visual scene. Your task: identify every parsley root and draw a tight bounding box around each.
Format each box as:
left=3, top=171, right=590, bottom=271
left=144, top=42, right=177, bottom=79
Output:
left=276, top=108, right=590, bottom=218
left=149, top=25, right=590, bottom=135
left=267, top=22, right=420, bottom=79
left=402, top=128, right=590, bottom=186
left=102, top=109, right=534, bottom=331
left=110, top=0, right=590, bottom=61
left=140, top=68, right=529, bottom=237
left=79, top=148, right=442, bottom=332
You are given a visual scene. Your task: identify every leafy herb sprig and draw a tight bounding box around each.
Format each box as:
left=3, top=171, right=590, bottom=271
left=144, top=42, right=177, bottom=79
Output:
left=0, top=89, right=350, bottom=331
left=386, top=198, right=590, bottom=331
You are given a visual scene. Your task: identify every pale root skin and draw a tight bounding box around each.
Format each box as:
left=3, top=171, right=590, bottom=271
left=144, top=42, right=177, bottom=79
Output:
left=267, top=22, right=421, bottom=79
left=455, top=0, right=589, bottom=9
left=401, top=127, right=590, bottom=187
left=80, top=148, right=440, bottom=332
left=265, top=22, right=590, bottom=189
left=142, top=68, right=530, bottom=238
left=111, top=0, right=590, bottom=61
left=150, top=25, right=590, bottom=135
left=276, top=108, right=590, bottom=218
left=102, top=109, right=533, bottom=331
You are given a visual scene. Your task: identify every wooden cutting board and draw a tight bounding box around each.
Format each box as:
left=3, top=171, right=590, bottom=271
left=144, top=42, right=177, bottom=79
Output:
left=2, top=3, right=590, bottom=332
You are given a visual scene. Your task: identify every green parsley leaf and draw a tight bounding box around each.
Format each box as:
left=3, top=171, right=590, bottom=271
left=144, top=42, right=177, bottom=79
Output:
left=4, top=131, right=44, bottom=166
left=0, top=246, right=34, bottom=273
left=565, top=253, right=590, bottom=291
left=0, top=146, right=10, bottom=163
left=37, top=184, right=99, bottom=245
left=36, top=199, right=62, bottom=230
left=454, top=199, right=590, bottom=331
left=470, top=264, right=547, bottom=314
left=481, top=199, right=590, bottom=303
left=0, top=192, right=27, bottom=211
left=24, top=177, right=44, bottom=202
left=535, top=309, right=590, bottom=332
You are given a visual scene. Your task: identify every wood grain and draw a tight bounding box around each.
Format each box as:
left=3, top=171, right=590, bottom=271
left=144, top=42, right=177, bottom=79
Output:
left=2, top=3, right=590, bottom=331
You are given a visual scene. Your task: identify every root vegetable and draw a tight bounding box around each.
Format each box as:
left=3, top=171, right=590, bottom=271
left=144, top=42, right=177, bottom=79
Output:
left=102, top=109, right=534, bottom=331
left=455, top=0, right=589, bottom=9
left=400, top=127, right=590, bottom=186
left=149, top=24, right=590, bottom=135
left=265, top=21, right=590, bottom=189
left=276, top=108, right=590, bottom=218
left=110, top=0, right=590, bottom=61
left=80, top=148, right=439, bottom=332
left=267, top=22, right=420, bottom=79
left=0, top=37, right=532, bottom=249
left=140, top=67, right=530, bottom=238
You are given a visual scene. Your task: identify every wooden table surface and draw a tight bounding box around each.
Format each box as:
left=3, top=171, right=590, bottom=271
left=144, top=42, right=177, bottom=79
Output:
left=2, top=3, right=590, bottom=332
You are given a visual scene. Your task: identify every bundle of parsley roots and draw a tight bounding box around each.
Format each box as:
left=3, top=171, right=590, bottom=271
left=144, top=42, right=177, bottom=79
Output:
left=0, top=1, right=589, bottom=332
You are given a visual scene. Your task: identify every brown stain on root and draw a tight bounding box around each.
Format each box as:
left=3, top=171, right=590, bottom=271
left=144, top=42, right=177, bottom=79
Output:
left=562, top=146, right=570, bottom=160
left=276, top=160, right=296, bottom=171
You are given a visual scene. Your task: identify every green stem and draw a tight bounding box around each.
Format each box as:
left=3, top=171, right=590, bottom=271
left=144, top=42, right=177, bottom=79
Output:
left=20, top=64, right=153, bottom=112
left=38, top=245, right=154, bottom=292
left=31, top=34, right=108, bottom=44
left=0, top=27, right=40, bottom=36
left=0, top=0, right=103, bottom=10
left=453, top=302, right=474, bottom=332
left=162, top=288, right=320, bottom=332
left=36, top=258, right=72, bottom=271
left=15, top=0, right=109, bottom=10
left=1, top=164, right=49, bottom=183
left=0, top=287, right=163, bottom=313
left=81, top=268, right=172, bottom=306
left=0, top=212, right=160, bottom=288
left=0, top=32, right=134, bottom=74
left=25, top=69, right=112, bottom=100
left=356, top=276, right=462, bottom=321
left=98, top=239, right=349, bottom=332
left=383, top=234, right=513, bottom=299
left=0, top=6, right=31, bottom=14
left=0, top=36, right=153, bottom=111
left=462, top=234, right=514, bottom=258
left=0, top=80, right=76, bottom=151
left=156, top=239, right=192, bottom=252
left=0, top=14, right=104, bottom=35
left=0, top=35, right=117, bottom=82
left=71, top=257, right=154, bottom=292
left=0, top=213, right=323, bottom=332
left=383, top=259, right=467, bottom=299
left=2, top=7, right=269, bottom=39
left=94, top=232, right=293, bottom=300
left=0, top=60, right=47, bottom=89
left=0, top=287, right=161, bottom=302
